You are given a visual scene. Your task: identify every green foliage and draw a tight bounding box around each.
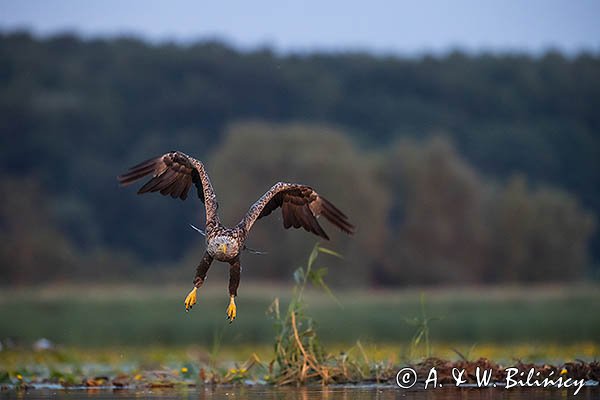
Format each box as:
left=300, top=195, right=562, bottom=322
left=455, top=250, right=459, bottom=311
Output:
left=380, top=137, right=488, bottom=284
left=379, top=137, right=595, bottom=284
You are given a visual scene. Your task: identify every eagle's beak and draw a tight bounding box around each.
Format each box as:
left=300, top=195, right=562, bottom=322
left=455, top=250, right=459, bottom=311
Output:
left=219, top=244, right=228, bottom=254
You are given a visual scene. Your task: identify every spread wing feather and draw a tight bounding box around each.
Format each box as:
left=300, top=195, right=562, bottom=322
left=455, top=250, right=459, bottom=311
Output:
left=240, top=182, right=355, bottom=240
left=118, top=152, right=205, bottom=201
left=118, top=152, right=220, bottom=225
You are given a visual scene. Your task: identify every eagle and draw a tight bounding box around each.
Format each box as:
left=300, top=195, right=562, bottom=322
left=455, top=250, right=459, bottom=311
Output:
left=118, top=151, right=355, bottom=322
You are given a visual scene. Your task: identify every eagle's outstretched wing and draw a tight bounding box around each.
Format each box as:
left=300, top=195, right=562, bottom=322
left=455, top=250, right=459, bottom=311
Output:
left=117, top=151, right=219, bottom=224
left=240, top=182, right=355, bottom=240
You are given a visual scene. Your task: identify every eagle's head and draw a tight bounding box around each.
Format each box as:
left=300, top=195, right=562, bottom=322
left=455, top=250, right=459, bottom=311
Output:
left=209, top=236, right=239, bottom=261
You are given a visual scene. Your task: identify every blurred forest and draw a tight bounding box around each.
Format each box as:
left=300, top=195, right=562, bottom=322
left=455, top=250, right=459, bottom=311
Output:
left=0, top=32, right=598, bottom=286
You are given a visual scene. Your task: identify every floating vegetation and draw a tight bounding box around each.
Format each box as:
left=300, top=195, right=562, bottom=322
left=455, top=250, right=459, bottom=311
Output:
left=2, top=351, right=600, bottom=390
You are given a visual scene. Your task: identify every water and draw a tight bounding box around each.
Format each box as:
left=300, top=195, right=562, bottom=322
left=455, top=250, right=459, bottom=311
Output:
left=1, top=386, right=598, bottom=399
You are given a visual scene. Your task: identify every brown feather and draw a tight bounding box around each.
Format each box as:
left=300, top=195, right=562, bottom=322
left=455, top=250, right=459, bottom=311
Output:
left=287, top=203, right=301, bottom=229
left=302, top=204, right=329, bottom=239
left=138, top=175, right=164, bottom=194
left=321, top=197, right=348, bottom=220
left=282, top=201, right=293, bottom=229
left=168, top=176, right=185, bottom=198
left=326, top=215, right=353, bottom=235
left=242, top=182, right=355, bottom=240
left=118, top=152, right=209, bottom=204
left=160, top=177, right=180, bottom=196
left=154, top=169, right=179, bottom=192
left=128, top=156, right=158, bottom=171
left=118, top=151, right=221, bottom=231
left=118, top=164, right=157, bottom=185
left=179, top=178, right=191, bottom=200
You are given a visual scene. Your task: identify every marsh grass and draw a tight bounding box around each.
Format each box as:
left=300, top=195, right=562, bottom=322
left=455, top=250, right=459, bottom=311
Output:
left=266, top=243, right=398, bottom=384
left=402, top=293, right=442, bottom=361
left=268, top=243, right=337, bottom=384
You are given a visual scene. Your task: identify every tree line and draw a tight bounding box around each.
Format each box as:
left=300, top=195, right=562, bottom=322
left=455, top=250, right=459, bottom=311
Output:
left=0, top=32, right=598, bottom=285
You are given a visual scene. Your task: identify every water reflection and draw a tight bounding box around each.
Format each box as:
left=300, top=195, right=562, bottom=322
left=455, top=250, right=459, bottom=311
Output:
left=1, top=386, right=598, bottom=400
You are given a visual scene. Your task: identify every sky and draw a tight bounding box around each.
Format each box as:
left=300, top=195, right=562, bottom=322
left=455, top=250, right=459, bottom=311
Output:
left=1, top=0, right=599, bottom=55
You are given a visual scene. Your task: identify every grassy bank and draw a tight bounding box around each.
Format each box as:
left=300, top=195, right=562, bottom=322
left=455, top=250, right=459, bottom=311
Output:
left=1, top=283, right=598, bottom=347
left=1, top=275, right=599, bottom=388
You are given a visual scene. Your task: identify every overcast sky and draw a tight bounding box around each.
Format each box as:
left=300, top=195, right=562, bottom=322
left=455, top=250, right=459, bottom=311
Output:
left=1, top=0, right=599, bottom=55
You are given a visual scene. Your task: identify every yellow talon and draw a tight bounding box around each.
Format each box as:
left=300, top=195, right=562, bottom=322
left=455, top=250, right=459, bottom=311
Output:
left=184, top=287, right=197, bottom=312
left=226, top=295, right=237, bottom=322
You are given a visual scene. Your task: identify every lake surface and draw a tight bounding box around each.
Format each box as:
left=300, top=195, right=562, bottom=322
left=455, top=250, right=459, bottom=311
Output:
left=1, top=385, right=598, bottom=399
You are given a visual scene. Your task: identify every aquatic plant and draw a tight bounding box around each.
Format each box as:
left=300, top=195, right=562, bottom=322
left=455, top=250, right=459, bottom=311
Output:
left=265, top=243, right=398, bottom=385
left=268, top=243, right=340, bottom=384
left=403, top=293, right=441, bottom=360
